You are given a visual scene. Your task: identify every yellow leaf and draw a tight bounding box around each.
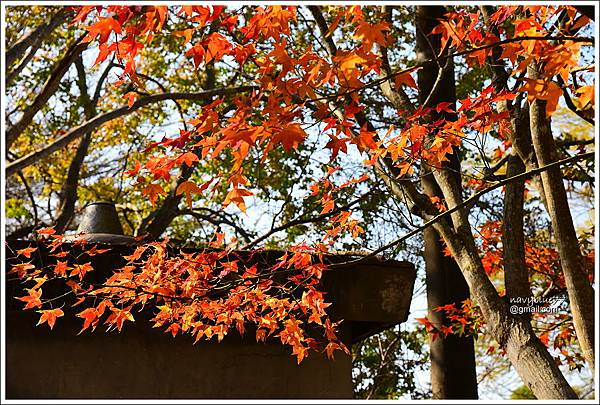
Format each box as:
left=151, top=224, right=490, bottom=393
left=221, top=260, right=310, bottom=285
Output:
left=334, top=52, right=367, bottom=73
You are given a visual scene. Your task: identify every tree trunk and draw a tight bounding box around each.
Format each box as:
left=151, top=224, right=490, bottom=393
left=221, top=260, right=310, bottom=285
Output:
left=427, top=202, right=578, bottom=399
left=528, top=64, right=595, bottom=373
left=54, top=55, right=96, bottom=232
left=502, top=153, right=531, bottom=301
left=416, top=6, right=478, bottom=399
left=422, top=181, right=479, bottom=399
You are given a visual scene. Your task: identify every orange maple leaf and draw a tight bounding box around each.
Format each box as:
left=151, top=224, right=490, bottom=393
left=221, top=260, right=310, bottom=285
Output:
left=203, top=32, right=231, bottom=63
left=274, top=123, right=307, bottom=151
left=105, top=307, right=135, bottom=332
left=320, top=198, right=335, bottom=214
left=77, top=307, right=99, bottom=334
left=334, top=51, right=367, bottom=73
left=16, top=246, right=37, bottom=258
left=176, top=151, right=199, bottom=167
left=142, top=183, right=166, bottom=206
left=324, top=342, right=342, bottom=360
left=85, top=17, right=122, bottom=43
left=123, top=91, right=137, bottom=108
left=16, top=288, right=43, bottom=310
left=521, top=78, right=563, bottom=116
left=123, top=245, right=148, bottom=262
left=53, top=261, right=70, bottom=277
left=36, top=308, right=64, bottom=330
left=173, top=28, right=195, bottom=44
left=575, top=85, right=594, bottom=110
left=416, top=316, right=436, bottom=332
left=176, top=180, right=205, bottom=208
left=353, top=21, right=390, bottom=50
left=165, top=323, right=181, bottom=338
left=186, top=44, right=205, bottom=68
left=223, top=187, right=254, bottom=213
left=70, top=262, right=94, bottom=280
left=36, top=227, right=56, bottom=235
left=8, top=262, right=35, bottom=279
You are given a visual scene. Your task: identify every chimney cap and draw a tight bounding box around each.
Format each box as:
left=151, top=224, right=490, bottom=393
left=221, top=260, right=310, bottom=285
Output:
left=73, top=201, right=135, bottom=245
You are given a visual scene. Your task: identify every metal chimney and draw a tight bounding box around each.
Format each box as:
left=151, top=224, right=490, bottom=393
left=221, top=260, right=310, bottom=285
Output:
left=74, top=202, right=135, bottom=244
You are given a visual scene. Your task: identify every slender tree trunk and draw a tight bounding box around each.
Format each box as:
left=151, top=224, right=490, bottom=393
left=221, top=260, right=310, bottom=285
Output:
left=502, top=153, right=531, bottom=301
left=377, top=167, right=578, bottom=399
left=528, top=64, right=595, bottom=373
left=54, top=55, right=96, bottom=232
left=137, top=61, right=218, bottom=239
left=426, top=197, right=578, bottom=399
left=416, top=6, right=478, bottom=399
left=422, top=176, right=478, bottom=399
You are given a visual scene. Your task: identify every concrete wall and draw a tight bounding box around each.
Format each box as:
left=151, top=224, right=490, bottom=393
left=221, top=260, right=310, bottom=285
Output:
left=6, top=311, right=353, bottom=399
left=5, top=241, right=416, bottom=399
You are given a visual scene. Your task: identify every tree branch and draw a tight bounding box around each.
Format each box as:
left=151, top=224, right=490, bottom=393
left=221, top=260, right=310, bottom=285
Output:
left=6, top=7, right=70, bottom=68
left=332, top=151, right=594, bottom=266
left=5, top=86, right=258, bottom=177
left=241, top=192, right=371, bottom=250
left=573, top=6, right=595, bottom=21
left=177, top=208, right=255, bottom=244
left=6, top=34, right=88, bottom=150
left=16, top=170, right=39, bottom=227
left=502, top=153, right=531, bottom=302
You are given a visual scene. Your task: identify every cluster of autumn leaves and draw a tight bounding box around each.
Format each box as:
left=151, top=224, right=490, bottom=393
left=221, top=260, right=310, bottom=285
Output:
left=9, top=227, right=350, bottom=363
left=85, top=5, right=593, bottom=217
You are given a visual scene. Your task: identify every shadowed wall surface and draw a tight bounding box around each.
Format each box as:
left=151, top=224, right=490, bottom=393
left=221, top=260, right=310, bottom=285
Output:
left=5, top=240, right=416, bottom=399
left=6, top=311, right=352, bottom=399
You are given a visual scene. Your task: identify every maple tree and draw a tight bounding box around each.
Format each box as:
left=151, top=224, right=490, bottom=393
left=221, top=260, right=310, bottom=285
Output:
left=4, top=4, right=596, bottom=400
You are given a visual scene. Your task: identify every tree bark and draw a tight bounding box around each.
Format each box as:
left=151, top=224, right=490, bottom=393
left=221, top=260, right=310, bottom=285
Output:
left=502, top=153, right=531, bottom=301
left=427, top=195, right=578, bottom=399
left=422, top=176, right=478, bottom=399
left=375, top=167, right=577, bottom=399
left=384, top=6, right=576, bottom=398
left=415, top=5, right=478, bottom=399
left=528, top=64, right=596, bottom=373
